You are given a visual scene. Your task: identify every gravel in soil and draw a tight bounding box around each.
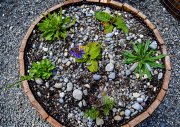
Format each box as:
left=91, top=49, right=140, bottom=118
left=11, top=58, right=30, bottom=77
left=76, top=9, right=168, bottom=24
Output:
left=25, top=4, right=164, bottom=127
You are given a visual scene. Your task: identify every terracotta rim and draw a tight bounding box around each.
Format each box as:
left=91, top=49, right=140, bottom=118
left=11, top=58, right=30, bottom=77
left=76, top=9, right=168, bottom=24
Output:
left=19, top=0, right=171, bottom=127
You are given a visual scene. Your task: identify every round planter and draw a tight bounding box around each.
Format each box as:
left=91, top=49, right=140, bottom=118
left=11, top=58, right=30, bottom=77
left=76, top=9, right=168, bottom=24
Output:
left=19, top=0, right=171, bottom=127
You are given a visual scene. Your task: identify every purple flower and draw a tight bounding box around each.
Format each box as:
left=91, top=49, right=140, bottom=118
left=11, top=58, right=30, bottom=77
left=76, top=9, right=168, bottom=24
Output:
left=70, top=45, right=84, bottom=59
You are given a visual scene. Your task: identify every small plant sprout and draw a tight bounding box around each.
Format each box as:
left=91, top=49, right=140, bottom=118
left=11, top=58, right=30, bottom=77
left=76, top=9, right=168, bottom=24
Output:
left=5, top=59, right=55, bottom=91
left=95, top=11, right=128, bottom=34
left=70, top=42, right=102, bottom=73
left=123, top=39, right=165, bottom=79
left=38, top=8, right=76, bottom=41
left=84, top=106, right=99, bottom=119
left=84, top=95, right=114, bottom=119
left=102, top=96, right=114, bottom=116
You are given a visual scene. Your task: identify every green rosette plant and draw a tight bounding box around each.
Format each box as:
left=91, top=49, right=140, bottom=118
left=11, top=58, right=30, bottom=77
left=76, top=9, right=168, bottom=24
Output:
left=5, top=59, right=55, bottom=91
left=123, top=39, right=165, bottom=79
left=38, top=8, right=76, bottom=41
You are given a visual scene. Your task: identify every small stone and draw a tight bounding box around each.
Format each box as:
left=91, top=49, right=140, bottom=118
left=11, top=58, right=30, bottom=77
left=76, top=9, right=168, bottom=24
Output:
left=130, top=62, right=138, bottom=72
left=104, top=9, right=111, bottom=14
left=125, top=70, right=131, bottom=76
left=158, top=72, right=163, bottom=80
left=133, top=93, right=140, bottom=98
left=137, top=38, right=142, bottom=43
left=143, top=74, right=148, bottom=79
left=120, top=111, right=125, bottom=116
left=86, top=13, right=93, bottom=17
left=67, top=82, right=73, bottom=91
left=131, top=111, right=138, bottom=116
left=62, top=59, right=69, bottom=64
left=84, top=84, right=90, bottom=89
left=70, top=43, right=75, bottom=48
left=137, top=98, right=144, bottom=103
left=96, top=118, right=104, bottom=126
left=82, top=100, right=87, bottom=106
left=45, top=82, right=49, bottom=88
left=83, top=90, right=88, bottom=95
left=93, top=74, right=101, bottom=80
left=149, top=41, right=157, bottom=49
left=105, top=63, right=114, bottom=71
left=49, top=52, right=53, bottom=57
left=114, top=115, right=122, bottom=121
left=59, top=98, right=64, bottom=103
left=54, top=83, right=63, bottom=88
left=108, top=54, right=113, bottom=59
left=59, top=92, right=65, bottom=98
left=139, top=34, right=144, bottom=38
left=118, top=101, right=124, bottom=107
left=132, top=103, right=142, bottom=110
left=106, top=32, right=114, bottom=38
left=68, top=113, right=73, bottom=119
left=37, top=92, right=41, bottom=97
left=96, top=6, right=101, bottom=10
left=125, top=109, right=131, bottom=117
left=119, top=39, right=126, bottom=45
left=43, top=47, right=48, bottom=52
left=83, top=36, right=88, bottom=41
left=108, top=72, right=116, bottom=79
left=66, top=61, right=71, bottom=66
left=126, top=36, right=131, bottom=40
left=64, top=78, right=69, bottom=83
left=78, top=101, right=82, bottom=108
left=136, top=73, right=140, bottom=79
left=154, top=70, right=158, bottom=75
left=73, top=89, right=83, bottom=100
left=112, top=108, right=117, bottom=113
left=64, top=52, right=68, bottom=57
left=110, top=59, right=115, bottom=64
left=35, top=78, right=43, bottom=85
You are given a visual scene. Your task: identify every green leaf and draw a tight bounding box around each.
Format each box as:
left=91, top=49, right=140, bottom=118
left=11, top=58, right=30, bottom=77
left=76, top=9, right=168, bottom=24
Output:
left=84, top=46, right=90, bottom=53
left=124, top=50, right=137, bottom=58
left=63, top=16, right=71, bottom=25
left=103, top=108, right=110, bottom=116
left=75, top=58, right=87, bottom=63
left=115, top=16, right=129, bottom=34
left=144, top=63, right=152, bottom=79
left=95, top=12, right=112, bottom=22
left=61, top=30, right=67, bottom=40
left=84, top=107, right=99, bottom=119
left=96, top=54, right=102, bottom=60
left=143, top=39, right=150, bottom=54
left=150, top=54, right=166, bottom=60
left=88, top=42, right=101, bottom=59
left=148, top=62, right=164, bottom=68
left=86, top=60, right=98, bottom=73
left=65, top=16, right=76, bottom=29
left=104, top=24, right=114, bottom=34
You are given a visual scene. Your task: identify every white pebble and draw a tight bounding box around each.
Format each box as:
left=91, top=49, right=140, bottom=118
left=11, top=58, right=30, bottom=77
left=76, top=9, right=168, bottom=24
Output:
left=59, top=92, right=65, bottom=98
left=54, top=83, right=63, bottom=88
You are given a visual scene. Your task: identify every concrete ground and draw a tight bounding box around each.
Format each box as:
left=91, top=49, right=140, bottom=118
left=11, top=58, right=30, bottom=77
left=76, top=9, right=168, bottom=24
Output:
left=0, top=0, right=179, bottom=126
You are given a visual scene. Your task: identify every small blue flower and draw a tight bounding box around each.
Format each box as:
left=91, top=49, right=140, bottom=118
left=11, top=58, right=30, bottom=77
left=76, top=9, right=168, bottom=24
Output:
left=70, top=45, right=84, bottom=59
